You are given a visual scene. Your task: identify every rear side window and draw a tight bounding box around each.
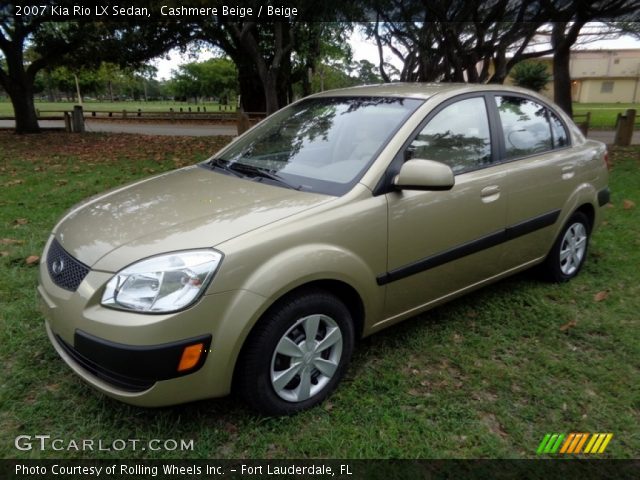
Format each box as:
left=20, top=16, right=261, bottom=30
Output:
left=548, top=110, right=569, bottom=148
left=496, top=96, right=553, bottom=159
left=406, top=97, right=492, bottom=174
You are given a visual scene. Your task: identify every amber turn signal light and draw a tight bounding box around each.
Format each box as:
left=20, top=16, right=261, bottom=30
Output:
left=177, top=343, right=204, bottom=372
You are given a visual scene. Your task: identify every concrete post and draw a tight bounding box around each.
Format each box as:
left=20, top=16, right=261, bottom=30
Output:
left=614, top=109, right=636, bottom=146
left=63, top=112, right=72, bottom=132
left=237, top=110, right=251, bottom=136
left=71, top=105, right=85, bottom=133
left=581, top=112, right=591, bottom=136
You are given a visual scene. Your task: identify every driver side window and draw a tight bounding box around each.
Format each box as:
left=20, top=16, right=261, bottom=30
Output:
left=406, top=97, right=492, bottom=174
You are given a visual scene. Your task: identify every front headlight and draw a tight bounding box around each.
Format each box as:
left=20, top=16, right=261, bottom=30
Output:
left=101, top=250, right=222, bottom=313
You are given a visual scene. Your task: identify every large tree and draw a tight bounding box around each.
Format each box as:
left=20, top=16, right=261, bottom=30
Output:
left=169, top=57, right=237, bottom=103
left=194, top=12, right=353, bottom=114
left=367, top=0, right=551, bottom=83
left=0, top=2, right=187, bottom=133
left=366, top=0, right=639, bottom=115
left=0, top=3, right=89, bottom=132
left=542, top=1, right=639, bottom=116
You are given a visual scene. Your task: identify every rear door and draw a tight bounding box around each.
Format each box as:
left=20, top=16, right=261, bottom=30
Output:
left=491, top=95, right=580, bottom=270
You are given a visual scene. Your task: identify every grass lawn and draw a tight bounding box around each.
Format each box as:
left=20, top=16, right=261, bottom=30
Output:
left=0, top=132, right=638, bottom=459
left=573, top=103, right=639, bottom=130
left=0, top=100, right=236, bottom=116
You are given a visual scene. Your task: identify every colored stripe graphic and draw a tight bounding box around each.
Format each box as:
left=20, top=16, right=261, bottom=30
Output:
left=549, top=434, right=565, bottom=453
left=597, top=434, right=614, bottom=453
left=574, top=433, right=589, bottom=453
left=560, top=433, right=576, bottom=453
left=536, top=434, right=552, bottom=454
left=584, top=433, right=614, bottom=454
left=537, top=434, right=565, bottom=454
left=538, top=433, right=613, bottom=454
left=560, top=433, right=589, bottom=453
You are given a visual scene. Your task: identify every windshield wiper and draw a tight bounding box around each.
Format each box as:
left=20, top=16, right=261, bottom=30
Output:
left=206, top=158, right=243, bottom=178
left=226, top=162, right=302, bottom=191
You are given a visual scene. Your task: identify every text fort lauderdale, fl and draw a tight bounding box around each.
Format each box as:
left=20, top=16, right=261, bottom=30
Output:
left=16, top=463, right=353, bottom=477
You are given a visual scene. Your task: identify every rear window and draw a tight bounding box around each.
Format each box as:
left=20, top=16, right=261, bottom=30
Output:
left=496, top=96, right=553, bottom=159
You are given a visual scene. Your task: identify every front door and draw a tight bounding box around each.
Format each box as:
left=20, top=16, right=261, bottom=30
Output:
left=379, top=96, right=508, bottom=323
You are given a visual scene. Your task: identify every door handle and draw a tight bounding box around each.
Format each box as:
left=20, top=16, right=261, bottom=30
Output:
left=561, top=165, right=575, bottom=180
left=481, top=185, right=500, bottom=203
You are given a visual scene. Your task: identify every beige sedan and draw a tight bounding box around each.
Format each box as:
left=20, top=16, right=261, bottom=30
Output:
left=38, top=84, right=609, bottom=414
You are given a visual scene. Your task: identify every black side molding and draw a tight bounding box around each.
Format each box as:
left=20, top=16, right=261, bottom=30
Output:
left=377, top=230, right=506, bottom=285
left=598, top=188, right=610, bottom=207
left=377, top=209, right=560, bottom=286
left=505, top=210, right=560, bottom=241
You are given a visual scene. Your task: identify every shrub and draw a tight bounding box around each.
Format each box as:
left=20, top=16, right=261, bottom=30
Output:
left=510, top=61, right=552, bottom=92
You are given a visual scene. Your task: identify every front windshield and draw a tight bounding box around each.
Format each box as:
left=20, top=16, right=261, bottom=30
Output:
left=213, top=96, right=423, bottom=195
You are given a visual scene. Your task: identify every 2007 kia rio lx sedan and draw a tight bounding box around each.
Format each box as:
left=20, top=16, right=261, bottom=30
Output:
left=38, top=83, right=609, bottom=415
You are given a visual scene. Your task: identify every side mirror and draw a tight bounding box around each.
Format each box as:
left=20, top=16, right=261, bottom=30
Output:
left=393, top=159, right=455, bottom=191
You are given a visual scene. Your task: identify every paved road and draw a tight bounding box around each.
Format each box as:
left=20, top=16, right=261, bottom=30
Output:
left=0, top=119, right=638, bottom=144
left=585, top=129, right=640, bottom=145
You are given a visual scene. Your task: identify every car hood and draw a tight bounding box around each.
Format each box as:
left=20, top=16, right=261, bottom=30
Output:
left=54, top=165, right=331, bottom=271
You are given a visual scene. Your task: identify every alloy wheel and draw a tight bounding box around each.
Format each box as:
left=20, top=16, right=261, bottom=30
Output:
left=559, top=222, right=587, bottom=276
left=270, top=314, right=343, bottom=402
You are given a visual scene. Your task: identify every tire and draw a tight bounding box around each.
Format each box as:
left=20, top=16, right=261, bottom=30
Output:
left=541, top=211, right=591, bottom=283
left=236, top=289, right=355, bottom=415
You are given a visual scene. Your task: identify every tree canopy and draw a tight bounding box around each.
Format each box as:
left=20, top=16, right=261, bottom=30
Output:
left=365, top=0, right=640, bottom=115
left=0, top=1, right=188, bottom=132
left=2, top=0, right=640, bottom=133
left=169, top=58, right=237, bottom=103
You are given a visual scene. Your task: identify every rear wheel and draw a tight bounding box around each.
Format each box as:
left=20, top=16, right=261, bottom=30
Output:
left=237, top=290, right=354, bottom=415
left=541, top=211, right=591, bottom=282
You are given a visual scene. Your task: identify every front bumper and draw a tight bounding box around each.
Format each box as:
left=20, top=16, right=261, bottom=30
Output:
left=38, top=237, right=268, bottom=407
left=53, top=329, right=211, bottom=392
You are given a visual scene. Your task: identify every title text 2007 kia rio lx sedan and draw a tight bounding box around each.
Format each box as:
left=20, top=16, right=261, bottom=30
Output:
left=38, top=84, right=609, bottom=415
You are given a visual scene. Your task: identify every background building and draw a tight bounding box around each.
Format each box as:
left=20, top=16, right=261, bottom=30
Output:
left=570, top=49, right=640, bottom=103
left=510, top=49, right=640, bottom=103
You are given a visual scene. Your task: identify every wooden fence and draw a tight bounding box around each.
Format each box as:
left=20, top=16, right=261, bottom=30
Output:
left=33, top=106, right=266, bottom=123
left=572, top=111, right=591, bottom=136
left=0, top=106, right=267, bottom=134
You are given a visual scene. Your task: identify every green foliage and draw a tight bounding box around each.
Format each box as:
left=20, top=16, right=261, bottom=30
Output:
left=310, top=63, right=358, bottom=92
left=510, top=61, right=552, bottom=92
left=33, top=63, right=166, bottom=101
left=297, top=59, right=383, bottom=97
left=354, top=60, right=383, bottom=85
left=168, top=58, right=237, bottom=103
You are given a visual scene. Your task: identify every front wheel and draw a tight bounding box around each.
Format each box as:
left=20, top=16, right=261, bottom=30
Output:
left=541, top=211, right=591, bottom=282
left=236, top=290, right=354, bottom=415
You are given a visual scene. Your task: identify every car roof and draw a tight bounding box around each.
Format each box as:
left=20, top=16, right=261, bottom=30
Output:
left=310, top=82, right=542, bottom=101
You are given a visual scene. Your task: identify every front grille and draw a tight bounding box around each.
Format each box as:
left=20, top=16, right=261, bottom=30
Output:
left=46, top=238, right=90, bottom=291
left=55, top=335, right=155, bottom=392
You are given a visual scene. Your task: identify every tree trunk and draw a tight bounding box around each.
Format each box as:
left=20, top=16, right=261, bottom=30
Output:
left=0, top=45, right=40, bottom=133
left=552, top=47, right=573, bottom=116
left=236, top=61, right=266, bottom=113
left=277, top=54, right=291, bottom=107
left=264, top=71, right=279, bottom=115
left=551, top=22, right=582, bottom=117
left=7, top=79, right=40, bottom=134
left=489, top=48, right=509, bottom=84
